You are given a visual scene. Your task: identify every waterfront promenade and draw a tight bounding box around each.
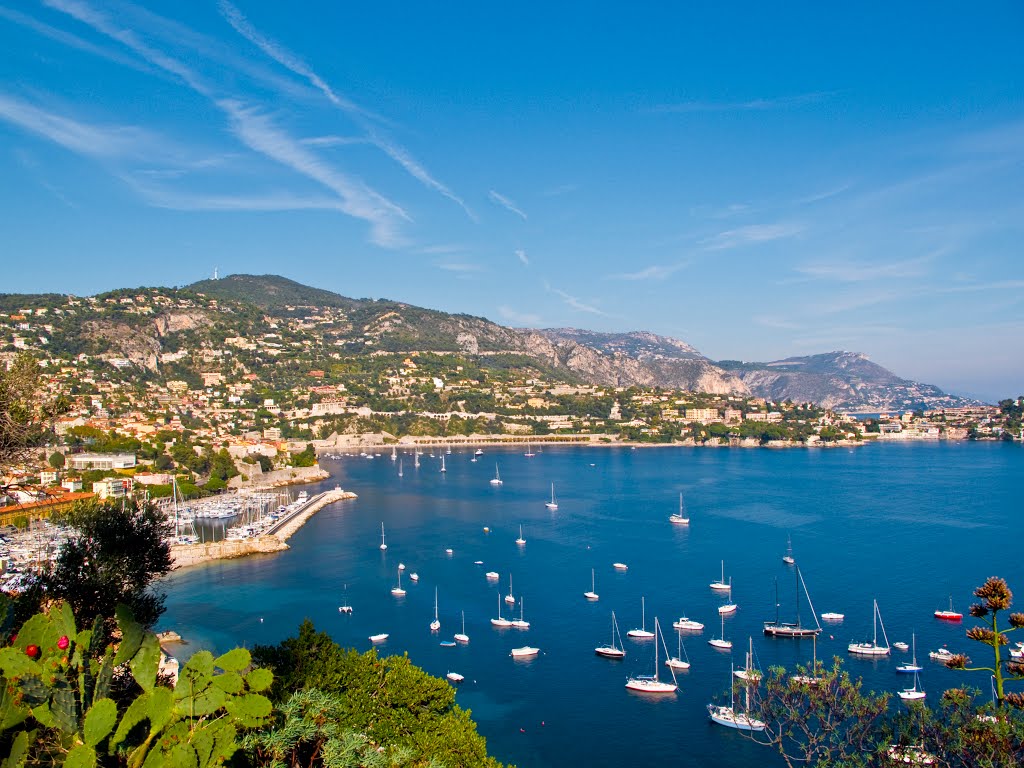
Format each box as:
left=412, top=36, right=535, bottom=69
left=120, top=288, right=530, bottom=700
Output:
left=169, top=487, right=356, bottom=569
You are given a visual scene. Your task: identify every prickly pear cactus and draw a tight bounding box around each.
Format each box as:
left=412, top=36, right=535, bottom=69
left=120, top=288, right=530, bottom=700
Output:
left=0, top=601, right=273, bottom=768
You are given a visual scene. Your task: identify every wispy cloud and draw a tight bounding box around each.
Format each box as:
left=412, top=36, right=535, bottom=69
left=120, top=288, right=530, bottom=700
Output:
left=498, top=305, right=544, bottom=326
left=753, top=315, right=801, bottom=330
left=0, top=93, right=156, bottom=158
left=546, top=283, right=609, bottom=316
left=219, top=0, right=472, bottom=219
left=488, top=189, right=528, bottom=220
left=436, top=261, right=482, bottom=274
left=41, top=0, right=411, bottom=247
left=793, top=251, right=940, bottom=283
left=607, top=261, right=688, bottom=281
left=702, top=223, right=803, bottom=251
left=300, top=135, right=370, bottom=148
left=515, top=249, right=529, bottom=266
left=0, top=6, right=151, bottom=73
left=650, top=92, right=832, bottom=114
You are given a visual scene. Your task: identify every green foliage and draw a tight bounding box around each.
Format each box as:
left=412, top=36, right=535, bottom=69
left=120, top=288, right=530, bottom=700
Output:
left=0, top=353, right=67, bottom=482
left=0, top=601, right=273, bottom=768
left=290, top=444, right=317, bottom=468
left=32, top=497, right=172, bottom=631
left=48, top=451, right=66, bottom=469
left=253, top=621, right=504, bottom=768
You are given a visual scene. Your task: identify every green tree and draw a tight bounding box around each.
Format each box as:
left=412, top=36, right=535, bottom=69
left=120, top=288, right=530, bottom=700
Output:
left=0, top=353, right=66, bottom=490
left=47, top=451, right=65, bottom=469
left=23, top=497, right=173, bottom=632
left=291, top=444, right=317, bottom=468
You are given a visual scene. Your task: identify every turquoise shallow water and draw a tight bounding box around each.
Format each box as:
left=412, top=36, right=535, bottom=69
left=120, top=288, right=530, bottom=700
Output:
left=160, top=442, right=1023, bottom=767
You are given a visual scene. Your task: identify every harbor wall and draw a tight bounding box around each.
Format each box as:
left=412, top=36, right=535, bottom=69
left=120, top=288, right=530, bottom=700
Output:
left=170, top=488, right=356, bottom=570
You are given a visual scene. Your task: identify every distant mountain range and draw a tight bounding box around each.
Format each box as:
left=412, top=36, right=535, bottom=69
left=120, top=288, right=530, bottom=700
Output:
left=183, top=275, right=979, bottom=411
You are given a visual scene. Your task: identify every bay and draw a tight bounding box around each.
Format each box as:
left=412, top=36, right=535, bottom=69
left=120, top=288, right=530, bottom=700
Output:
left=160, top=441, right=1023, bottom=767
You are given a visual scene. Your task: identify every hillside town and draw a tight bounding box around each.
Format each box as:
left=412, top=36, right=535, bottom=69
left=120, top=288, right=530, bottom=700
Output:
left=1, top=287, right=1021, bottom=520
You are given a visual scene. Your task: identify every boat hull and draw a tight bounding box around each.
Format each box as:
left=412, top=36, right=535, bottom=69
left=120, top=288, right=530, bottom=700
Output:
left=763, top=623, right=821, bottom=638
left=934, top=611, right=962, bottom=621
left=595, top=646, right=625, bottom=659
left=848, top=643, right=890, bottom=656
left=626, top=677, right=677, bottom=693
left=707, top=705, right=765, bottom=731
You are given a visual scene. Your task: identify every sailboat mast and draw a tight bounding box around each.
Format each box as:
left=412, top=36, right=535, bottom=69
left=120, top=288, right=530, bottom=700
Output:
left=795, top=567, right=801, bottom=627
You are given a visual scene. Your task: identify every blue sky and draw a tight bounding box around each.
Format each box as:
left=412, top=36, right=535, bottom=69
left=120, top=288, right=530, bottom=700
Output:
left=2, top=2, right=1022, bottom=401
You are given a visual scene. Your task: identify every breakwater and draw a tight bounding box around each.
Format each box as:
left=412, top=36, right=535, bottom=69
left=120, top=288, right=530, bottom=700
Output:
left=170, top=487, right=356, bottom=569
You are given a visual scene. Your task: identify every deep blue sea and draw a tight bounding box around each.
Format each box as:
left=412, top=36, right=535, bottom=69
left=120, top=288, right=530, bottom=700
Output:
left=160, top=442, right=1023, bottom=767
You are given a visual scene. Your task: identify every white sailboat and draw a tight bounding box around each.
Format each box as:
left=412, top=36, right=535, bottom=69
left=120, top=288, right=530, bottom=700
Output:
left=430, top=587, right=441, bottom=632
left=897, top=633, right=923, bottom=673
left=505, top=574, right=516, bottom=605
left=338, top=584, right=353, bottom=614
left=511, top=597, right=530, bottom=629
left=398, top=459, right=403, bottom=478
left=379, top=522, right=388, bottom=551
left=627, top=596, right=655, bottom=639
left=669, top=492, right=689, bottom=525
left=390, top=568, right=406, bottom=597
left=491, top=592, right=512, bottom=627
left=666, top=630, right=691, bottom=670
left=707, top=663, right=766, bottom=731
left=510, top=645, right=539, bottom=658
left=454, top=611, right=470, bottom=643
left=791, top=633, right=825, bottom=685
left=596, top=611, right=626, bottom=658
left=625, top=618, right=677, bottom=693
left=545, top=483, right=558, bottom=510
left=490, top=464, right=503, bottom=486
left=391, top=446, right=397, bottom=461
left=414, top=451, right=420, bottom=468
left=848, top=599, right=891, bottom=657
left=710, top=560, right=730, bottom=591
left=898, top=668, right=926, bottom=701
left=440, top=454, right=446, bottom=473
left=584, top=568, right=599, bottom=601
left=782, top=535, right=795, bottom=565
left=708, top=612, right=732, bottom=649
left=763, top=566, right=822, bottom=638
left=734, top=637, right=761, bottom=682
left=718, top=578, right=737, bottom=615
left=515, top=524, right=526, bottom=546
left=524, top=442, right=535, bottom=457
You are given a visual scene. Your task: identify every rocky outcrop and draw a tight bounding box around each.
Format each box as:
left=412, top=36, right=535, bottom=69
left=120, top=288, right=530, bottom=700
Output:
left=153, top=310, right=211, bottom=336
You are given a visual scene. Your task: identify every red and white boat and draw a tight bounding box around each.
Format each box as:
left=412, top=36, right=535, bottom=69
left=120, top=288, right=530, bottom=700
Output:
left=934, top=596, right=962, bottom=621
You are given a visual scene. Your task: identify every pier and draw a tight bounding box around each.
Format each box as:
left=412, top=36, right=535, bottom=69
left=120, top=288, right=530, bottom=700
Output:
left=169, top=487, right=356, bottom=570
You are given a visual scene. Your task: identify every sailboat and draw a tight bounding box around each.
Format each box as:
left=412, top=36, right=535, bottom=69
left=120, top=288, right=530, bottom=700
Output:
left=898, top=668, right=926, bottom=701
left=669, top=492, right=690, bottom=525
left=515, top=524, right=526, bottom=546
left=398, top=459, right=403, bottom=478
left=848, top=599, right=891, bottom=656
left=897, top=633, right=923, bottom=673
left=625, top=618, right=678, bottom=693
left=505, top=574, right=516, bottom=605
left=782, top=535, right=795, bottom=565
left=391, top=446, right=397, bottom=461
left=490, top=464, right=503, bottom=486
left=790, top=633, right=824, bottom=685
left=430, top=587, right=441, bottom=632
left=511, top=597, right=530, bottom=629
left=490, top=592, right=512, bottom=627
left=734, top=637, right=761, bottom=682
left=379, top=522, right=388, bottom=551
left=454, top=611, right=470, bottom=643
left=763, top=566, right=822, bottom=638
left=707, top=663, right=766, bottom=731
left=934, top=596, right=963, bottom=621
left=718, top=578, right=737, bottom=615
left=584, top=568, right=599, bottom=600
left=710, top=560, right=730, bottom=591
left=390, top=568, right=406, bottom=597
left=708, top=612, right=732, bottom=649
left=545, top=483, right=558, bottom=510
left=440, top=454, right=446, bottom=473
left=414, top=451, right=420, bottom=468
left=524, top=442, right=535, bottom=457
left=338, top=584, right=353, bottom=614
left=595, top=611, right=626, bottom=658
left=666, top=630, right=691, bottom=670
left=627, top=596, right=656, bottom=639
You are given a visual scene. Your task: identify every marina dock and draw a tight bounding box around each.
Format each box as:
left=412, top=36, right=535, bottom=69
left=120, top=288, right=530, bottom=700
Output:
left=169, top=487, right=355, bottom=570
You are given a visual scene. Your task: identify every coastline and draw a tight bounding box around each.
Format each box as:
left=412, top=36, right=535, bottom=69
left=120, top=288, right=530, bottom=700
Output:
left=169, top=487, right=356, bottom=570
left=317, top=434, right=871, bottom=451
